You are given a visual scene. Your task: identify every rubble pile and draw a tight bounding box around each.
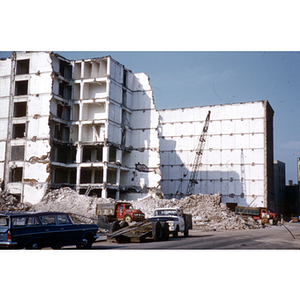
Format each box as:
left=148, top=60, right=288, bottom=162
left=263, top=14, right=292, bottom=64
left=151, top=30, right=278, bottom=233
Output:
left=132, top=192, right=261, bottom=231
left=0, top=192, right=32, bottom=211
left=2, top=187, right=261, bottom=231
left=32, top=188, right=111, bottom=223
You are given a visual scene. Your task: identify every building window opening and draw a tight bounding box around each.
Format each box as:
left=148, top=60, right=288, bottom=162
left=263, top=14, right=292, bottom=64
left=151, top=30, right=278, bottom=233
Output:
left=11, top=146, right=25, bottom=161
left=13, top=102, right=27, bottom=117
left=95, top=169, right=103, bottom=183
left=59, top=60, right=72, bottom=79
left=59, top=83, right=72, bottom=100
left=15, top=80, right=28, bottom=96
left=107, top=189, right=117, bottom=199
left=57, top=103, right=70, bottom=120
left=80, top=169, right=92, bottom=184
left=89, top=189, right=102, bottom=197
left=16, top=59, right=30, bottom=75
left=10, top=167, right=23, bottom=182
left=52, top=144, right=76, bottom=164
left=82, top=146, right=103, bottom=163
left=109, top=146, right=117, bottom=162
left=54, top=168, right=68, bottom=183
left=12, top=124, right=26, bottom=139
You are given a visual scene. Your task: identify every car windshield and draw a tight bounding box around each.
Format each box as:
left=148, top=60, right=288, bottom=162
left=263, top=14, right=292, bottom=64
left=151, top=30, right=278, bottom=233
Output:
left=0, top=217, right=9, bottom=226
left=155, top=210, right=177, bottom=216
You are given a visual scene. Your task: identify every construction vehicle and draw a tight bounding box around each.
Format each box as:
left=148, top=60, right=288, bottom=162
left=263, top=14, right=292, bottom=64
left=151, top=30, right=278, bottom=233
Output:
left=96, top=202, right=145, bottom=229
left=186, top=110, right=211, bottom=196
left=149, top=207, right=192, bottom=237
left=235, top=206, right=277, bottom=225
left=107, top=219, right=170, bottom=243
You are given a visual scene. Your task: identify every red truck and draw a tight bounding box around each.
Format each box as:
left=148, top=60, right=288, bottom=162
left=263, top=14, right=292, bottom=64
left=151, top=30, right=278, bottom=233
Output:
left=235, top=206, right=277, bottom=224
left=96, top=202, right=145, bottom=223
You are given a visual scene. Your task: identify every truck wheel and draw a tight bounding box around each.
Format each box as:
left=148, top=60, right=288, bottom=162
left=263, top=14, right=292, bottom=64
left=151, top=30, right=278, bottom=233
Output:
left=173, top=226, right=179, bottom=238
left=120, top=221, right=129, bottom=228
left=109, top=221, right=120, bottom=233
left=184, top=228, right=189, bottom=237
left=161, top=222, right=169, bottom=241
left=124, top=215, right=132, bottom=223
left=152, top=221, right=163, bottom=241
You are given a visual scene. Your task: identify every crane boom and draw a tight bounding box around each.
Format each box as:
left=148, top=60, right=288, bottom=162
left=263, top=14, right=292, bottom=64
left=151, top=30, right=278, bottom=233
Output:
left=186, top=110, right=211, bottom=196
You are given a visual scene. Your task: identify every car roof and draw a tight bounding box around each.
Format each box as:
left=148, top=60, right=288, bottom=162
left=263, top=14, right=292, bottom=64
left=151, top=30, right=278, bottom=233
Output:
left=0, top=211, right=68, bottom=217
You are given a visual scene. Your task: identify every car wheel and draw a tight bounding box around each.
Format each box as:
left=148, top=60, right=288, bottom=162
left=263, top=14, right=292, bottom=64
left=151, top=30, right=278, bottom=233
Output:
left=173, top=226, right=179, bottom=238
left=26, top=240, right=43, bottom=250
left=109, top=221, right=121, bottom=233
left=120, top=221, right=129, bottom=228
left=152, top=221, right=163, bottom=241
left=124, top=215, right=132, bottom=223
left=161, top=222, right=169, bottom=241
left=76, top=234, right=93, bottom=249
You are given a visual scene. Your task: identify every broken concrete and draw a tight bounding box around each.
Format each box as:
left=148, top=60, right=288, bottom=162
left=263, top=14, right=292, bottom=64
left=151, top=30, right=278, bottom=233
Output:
left=20, top=187, right=261, bottom=230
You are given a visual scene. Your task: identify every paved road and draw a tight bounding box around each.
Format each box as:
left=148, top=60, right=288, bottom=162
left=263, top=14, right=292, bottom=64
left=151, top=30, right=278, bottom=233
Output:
left=86, top=222, right=300, bottom=250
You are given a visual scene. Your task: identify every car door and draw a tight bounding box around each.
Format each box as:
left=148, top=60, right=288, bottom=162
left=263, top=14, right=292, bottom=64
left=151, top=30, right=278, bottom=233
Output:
left=39, top=214, right=61, bottom=247
left=57, top=214, right=80, bottom=246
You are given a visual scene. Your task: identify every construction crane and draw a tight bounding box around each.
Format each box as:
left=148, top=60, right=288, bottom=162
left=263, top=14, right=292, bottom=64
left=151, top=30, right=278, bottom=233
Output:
left=186, top=110, right=211, bottom=196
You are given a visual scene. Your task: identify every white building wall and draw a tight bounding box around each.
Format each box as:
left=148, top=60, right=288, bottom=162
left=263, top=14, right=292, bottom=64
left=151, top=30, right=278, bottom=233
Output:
left=159, top=101, right=271, bottom=208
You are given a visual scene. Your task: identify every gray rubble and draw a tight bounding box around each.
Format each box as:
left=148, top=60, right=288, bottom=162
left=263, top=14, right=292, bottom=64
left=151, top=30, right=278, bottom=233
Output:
left=1, top=188, right=262, bottom=231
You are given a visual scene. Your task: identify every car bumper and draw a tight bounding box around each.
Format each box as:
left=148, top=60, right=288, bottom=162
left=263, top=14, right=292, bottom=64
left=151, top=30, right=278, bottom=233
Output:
left=0, top=241, right=18, bottom=248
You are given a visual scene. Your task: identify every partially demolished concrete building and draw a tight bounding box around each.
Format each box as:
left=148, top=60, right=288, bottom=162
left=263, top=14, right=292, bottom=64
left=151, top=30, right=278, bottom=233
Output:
left=0, top=52, right=160, bottom=204
left=0, top=52, right=274, bottom=210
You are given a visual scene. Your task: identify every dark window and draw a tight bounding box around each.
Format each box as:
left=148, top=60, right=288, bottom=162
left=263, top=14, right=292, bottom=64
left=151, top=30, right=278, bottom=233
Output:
left=12, top=124, right=26, bottom=139
left=109, top=146, right=117, bottom=162
left=57, top=214, right=72, bottom=225
left=40, top=215, right=56, bottom=226
left=13, top=102, right=27, bottom=117
left=80, top=169, right=92, bottom=184
left=11, top=146, right=25, bottom=161
left=15, top=80, right=28, bottom=96
left=59, top=60, right=72, bottom=79
left=59, top=83, right=72, bottom=100
left=16, top=59, right=30, bottom=75
left=82, top=146, right=102, bottom=162
left=10, top=167, right=23, bottom=182
left=54, top=168, right=68, bottom=183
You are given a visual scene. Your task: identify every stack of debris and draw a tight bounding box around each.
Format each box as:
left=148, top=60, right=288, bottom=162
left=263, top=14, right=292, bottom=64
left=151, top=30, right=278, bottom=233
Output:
left=132, top=192, right=261, bottom=231
left=32, top=187, right=111, bottom=223
left=1, top=187, right=261, bottom=231
left=0, top=192, right=32, bottom=211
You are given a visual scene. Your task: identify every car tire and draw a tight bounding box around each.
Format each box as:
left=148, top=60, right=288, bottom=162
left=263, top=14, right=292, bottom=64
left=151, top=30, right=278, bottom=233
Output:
left=173, top=226, right=179, bottom=238
left=161, top=222, right=169, bottom=241
left=152, top=221, right=163, bottom=241
left=109, top=221, right=120, bottom=233
left=120, top=221, right=129, bottom=228
left=124, top=215, right=132, bottom=223
left=76, top=234, right=93, bottom=249
left=26, top=239, right=43, bottom=250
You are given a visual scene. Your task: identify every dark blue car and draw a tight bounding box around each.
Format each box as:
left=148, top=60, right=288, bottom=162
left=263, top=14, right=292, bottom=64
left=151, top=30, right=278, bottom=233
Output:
left=0, top=211, right=99, bottom=249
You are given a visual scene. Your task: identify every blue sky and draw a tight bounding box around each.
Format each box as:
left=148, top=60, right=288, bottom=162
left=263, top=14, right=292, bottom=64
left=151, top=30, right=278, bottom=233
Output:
left=1, top=51, right=299, bottom=183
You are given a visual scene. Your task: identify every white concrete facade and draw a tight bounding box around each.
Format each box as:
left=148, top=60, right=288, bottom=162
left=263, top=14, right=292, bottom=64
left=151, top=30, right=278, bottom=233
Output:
left=158, top=101, right=274, bottom=209
left=0, top=52, right=160, bottom=204
left=0, top=52, right=274, bottom=209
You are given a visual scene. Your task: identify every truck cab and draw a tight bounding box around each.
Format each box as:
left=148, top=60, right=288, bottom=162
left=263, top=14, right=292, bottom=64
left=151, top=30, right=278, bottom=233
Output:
left=115, top=203, right=145, bottom=223
left=150, top=207, right=192, bottom=237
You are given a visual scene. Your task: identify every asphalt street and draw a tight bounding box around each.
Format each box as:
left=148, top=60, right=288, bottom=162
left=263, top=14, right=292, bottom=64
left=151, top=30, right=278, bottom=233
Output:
left=77, top=222, right=300, bottom=250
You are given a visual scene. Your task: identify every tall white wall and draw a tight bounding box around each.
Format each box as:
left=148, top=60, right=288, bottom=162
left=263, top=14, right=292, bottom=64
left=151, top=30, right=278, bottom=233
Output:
left=159, top=101, right=271, bottom=207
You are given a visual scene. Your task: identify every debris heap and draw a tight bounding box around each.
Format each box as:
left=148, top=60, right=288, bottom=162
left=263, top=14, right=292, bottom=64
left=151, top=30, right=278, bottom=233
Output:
left=1, top=188, right=261, bottom=231
left=0, top=192, right=32, bottom=211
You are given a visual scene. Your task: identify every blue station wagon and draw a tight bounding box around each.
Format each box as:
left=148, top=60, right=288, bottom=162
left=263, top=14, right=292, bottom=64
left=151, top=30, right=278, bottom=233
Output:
left=0, top=211, right=99, bottom=249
